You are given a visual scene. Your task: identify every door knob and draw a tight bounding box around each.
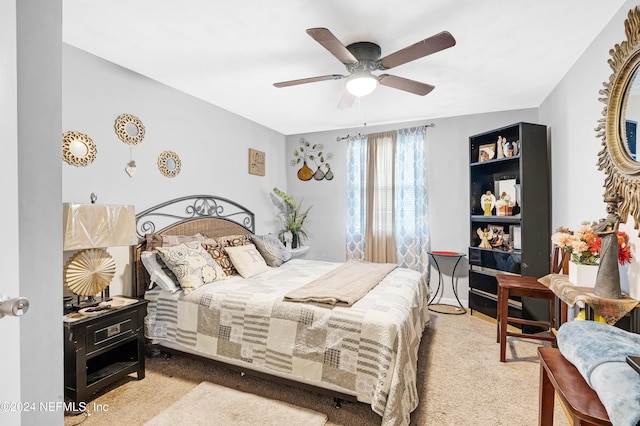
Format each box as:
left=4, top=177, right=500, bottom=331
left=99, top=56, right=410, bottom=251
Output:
left=0, top=295, right=30, bottom=318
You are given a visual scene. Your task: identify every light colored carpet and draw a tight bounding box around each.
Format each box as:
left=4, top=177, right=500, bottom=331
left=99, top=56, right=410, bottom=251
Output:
left=64, top=311, right=571, bottom=425
left=144, top=381, right=327, bottom=426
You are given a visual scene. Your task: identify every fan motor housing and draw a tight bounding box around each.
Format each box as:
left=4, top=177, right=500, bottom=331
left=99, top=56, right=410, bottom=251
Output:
left=346, top=42, right=382, bottom=61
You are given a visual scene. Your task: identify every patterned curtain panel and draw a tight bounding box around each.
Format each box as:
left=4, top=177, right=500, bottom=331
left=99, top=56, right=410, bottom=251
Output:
left=345, top=127, right=430, bottom=273
left=346, top=135, right=367, bottom=261
left=395, top=127, right=430, bottom=273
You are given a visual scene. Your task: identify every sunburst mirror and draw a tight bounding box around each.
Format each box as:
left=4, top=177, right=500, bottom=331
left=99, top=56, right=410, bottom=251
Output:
left=115, top=113, right=145, bottom=145
left=157, top=150, right=181, bottom=178
left=62, top=131, right=97, bottom=167
left=598, top=6, right=640, bottom=233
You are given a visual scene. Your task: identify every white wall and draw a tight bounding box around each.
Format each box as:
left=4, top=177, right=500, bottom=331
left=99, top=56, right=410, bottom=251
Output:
left=62, top=45, right=288, bottom=295
left=540, top=0, right=640, bottom=298
left=286, top=108, right=539, bottom=307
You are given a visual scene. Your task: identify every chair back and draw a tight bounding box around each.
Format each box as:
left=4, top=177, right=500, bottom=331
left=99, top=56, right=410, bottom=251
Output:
left=551, top=245, right=569, bottom=274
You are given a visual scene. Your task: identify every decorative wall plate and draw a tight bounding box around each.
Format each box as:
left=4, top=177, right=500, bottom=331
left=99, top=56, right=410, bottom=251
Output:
left=62, top=131, right=97, bottom=167
left=115, top=113, right=145, bottom=145
left=63, top=248, right=115, bottom=296
left=157, top=150, right=181, bottom=177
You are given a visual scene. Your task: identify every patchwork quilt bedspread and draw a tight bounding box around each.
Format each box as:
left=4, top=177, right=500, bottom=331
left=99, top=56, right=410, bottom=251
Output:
left=145, top=259, right=430, bottom=426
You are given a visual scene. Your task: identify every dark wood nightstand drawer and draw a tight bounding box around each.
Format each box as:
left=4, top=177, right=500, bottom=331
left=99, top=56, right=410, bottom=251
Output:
left=86, top=309, right=138, bottom=356
left=64, top=297, right=147, bottom=404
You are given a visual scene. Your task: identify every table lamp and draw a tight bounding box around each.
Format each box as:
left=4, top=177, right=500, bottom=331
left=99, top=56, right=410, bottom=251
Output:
left=63, top=201, right=137, bottom=309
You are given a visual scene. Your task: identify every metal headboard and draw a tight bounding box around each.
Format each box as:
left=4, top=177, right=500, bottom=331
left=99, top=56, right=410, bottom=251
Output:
left=135, top=194, right=255, bottom=238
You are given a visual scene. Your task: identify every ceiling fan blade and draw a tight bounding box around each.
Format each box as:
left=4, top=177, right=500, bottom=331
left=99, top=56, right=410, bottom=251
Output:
left=274, top=74, right=346, bottom=88
left=379, top=31, right=456, bottom=70
left=378, top=74, right=435, bottom=96
left=337, top=91, right=356, bottom=110
left=306, top=28, right=358, bottom=65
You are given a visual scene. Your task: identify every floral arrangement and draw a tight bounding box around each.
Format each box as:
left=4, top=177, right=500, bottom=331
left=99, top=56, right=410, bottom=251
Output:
left=551, top=222, right=632, bottom=265
left=271, top=187, right=311, bottom=243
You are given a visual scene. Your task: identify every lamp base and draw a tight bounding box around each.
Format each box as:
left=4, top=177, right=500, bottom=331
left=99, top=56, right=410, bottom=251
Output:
left=70, top=294, right=112, bottom=311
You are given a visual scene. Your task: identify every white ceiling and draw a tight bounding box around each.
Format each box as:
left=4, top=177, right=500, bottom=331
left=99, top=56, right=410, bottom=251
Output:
left=63, top=1, right=626, bottom=135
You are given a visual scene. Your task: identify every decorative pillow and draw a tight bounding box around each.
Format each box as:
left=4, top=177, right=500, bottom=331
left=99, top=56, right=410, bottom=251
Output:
left=201, top=238, right=237, bottom=276
left=145, top=233, right=164, bottom=251
left=162, top=233, right=206, bottom=247
left=214, top=234, right=251, bottom=247
left=140, top=250, right=181, bottom=293
left=250, top=234, right=292, bottom=267
left=225, top=244, right=270, bottom=278
left=145, top=232, right=206, bottom=251
left=157, top=242, right=226, bottom=294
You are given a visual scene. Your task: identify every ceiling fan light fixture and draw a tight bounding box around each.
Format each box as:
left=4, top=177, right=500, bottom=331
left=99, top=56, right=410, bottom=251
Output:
left=345, top=72, right=378, bottom=97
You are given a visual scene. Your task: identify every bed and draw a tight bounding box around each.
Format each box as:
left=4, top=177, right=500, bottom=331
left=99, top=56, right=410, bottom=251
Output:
left=134, top=195, right=430, bottom=426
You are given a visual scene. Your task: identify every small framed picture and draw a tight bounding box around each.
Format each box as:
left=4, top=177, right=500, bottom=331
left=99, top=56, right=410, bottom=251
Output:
left=478, top=143, right=496, bottom=162
left=248, top=148, right=265, bottom=176
left=510, top=225, right=522, bottom=250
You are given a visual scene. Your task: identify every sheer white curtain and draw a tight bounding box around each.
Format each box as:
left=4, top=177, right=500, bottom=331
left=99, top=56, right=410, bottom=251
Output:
left=345, top=127, right=430, bottom=273
left=365, top=131, right=397, bottom=263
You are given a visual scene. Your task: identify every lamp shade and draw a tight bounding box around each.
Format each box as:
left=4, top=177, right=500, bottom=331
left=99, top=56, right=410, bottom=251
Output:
left=63, top=203, right=137, bottom=250
left=345, top=72, right=378, bottom=97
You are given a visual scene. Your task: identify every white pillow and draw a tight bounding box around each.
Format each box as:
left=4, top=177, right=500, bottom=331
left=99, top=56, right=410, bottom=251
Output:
left=225, top=244, right=270, bottom=278
left=157, top=242, right=226, bottom=294
left=140, top=250, right=181, bottom=293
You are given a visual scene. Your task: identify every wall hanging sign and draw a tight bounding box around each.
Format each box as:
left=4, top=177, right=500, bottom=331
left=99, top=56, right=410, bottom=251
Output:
left=62, top=131, right=97, bottom=167
left=248, top=148, right=265, bottom=176
left=157, top=150, right=181, bottom=178
left=291, top=138, right=334, bottom=181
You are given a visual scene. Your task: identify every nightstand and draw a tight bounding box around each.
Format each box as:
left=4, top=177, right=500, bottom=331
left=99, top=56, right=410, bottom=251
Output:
left=64, top=296, right=147, bottom=404
left=290, top=246, right=310, bottom=258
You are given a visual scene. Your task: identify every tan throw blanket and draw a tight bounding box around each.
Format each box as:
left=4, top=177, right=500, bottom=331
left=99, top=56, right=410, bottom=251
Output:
left=284, top=260, right=397, bottom=306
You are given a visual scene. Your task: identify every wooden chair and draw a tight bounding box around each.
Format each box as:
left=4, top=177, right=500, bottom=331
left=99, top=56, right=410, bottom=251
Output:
left=496, top=273, right=556, bottom=362
left=496, top=245, right=570, bottom=362
left=551, top=246, right=570, bottom=328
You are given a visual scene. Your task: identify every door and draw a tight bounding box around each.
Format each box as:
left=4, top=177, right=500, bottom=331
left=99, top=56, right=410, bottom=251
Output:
left=0, top=2, right=22, bottom=424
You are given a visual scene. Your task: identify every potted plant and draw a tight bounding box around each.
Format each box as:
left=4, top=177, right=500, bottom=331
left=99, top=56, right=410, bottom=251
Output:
left=271, top=187, right=311, bottom=248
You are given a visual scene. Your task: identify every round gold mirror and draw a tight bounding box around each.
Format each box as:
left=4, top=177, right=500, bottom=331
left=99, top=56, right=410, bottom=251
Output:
left=157, top=150, right=181, bottom=178
left=598, top=6, right=640, bottom=232
left=115, top=114, right=145, bottom=145
left=62, top=131, right=97, bottom=167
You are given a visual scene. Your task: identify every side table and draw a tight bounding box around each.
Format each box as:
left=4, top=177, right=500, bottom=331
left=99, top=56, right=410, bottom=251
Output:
left=64, top=296, right=147, bottom=404
left=428, top=251, right=467, bottom=314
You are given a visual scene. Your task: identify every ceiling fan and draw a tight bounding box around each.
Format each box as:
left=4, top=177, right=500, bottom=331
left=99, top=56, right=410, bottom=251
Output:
left=274, top=28, right=456, bottom=106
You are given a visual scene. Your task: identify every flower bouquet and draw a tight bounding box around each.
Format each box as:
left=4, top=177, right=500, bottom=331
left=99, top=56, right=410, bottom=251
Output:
left=551, top=222, right=632, bottom=266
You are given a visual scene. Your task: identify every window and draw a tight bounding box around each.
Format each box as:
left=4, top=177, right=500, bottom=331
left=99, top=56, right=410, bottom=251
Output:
left=346, top=127, right=430, bottom=273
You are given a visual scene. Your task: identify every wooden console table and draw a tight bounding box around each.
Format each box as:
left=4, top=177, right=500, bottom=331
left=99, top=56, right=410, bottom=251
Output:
left=538, top=346, right=611, bottom=426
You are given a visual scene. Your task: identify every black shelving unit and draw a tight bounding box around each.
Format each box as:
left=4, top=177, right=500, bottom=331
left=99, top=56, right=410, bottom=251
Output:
left=468, top=122, right=550, bottom=331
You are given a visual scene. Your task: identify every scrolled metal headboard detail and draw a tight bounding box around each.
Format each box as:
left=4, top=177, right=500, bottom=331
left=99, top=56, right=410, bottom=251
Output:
left=135, top=195, right=255, bottom=237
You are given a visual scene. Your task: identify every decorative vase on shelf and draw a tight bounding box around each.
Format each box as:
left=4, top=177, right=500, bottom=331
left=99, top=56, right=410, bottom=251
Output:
left=291, top=231, right=299, bottom=249
left=568, top=261, right=598, bottom=288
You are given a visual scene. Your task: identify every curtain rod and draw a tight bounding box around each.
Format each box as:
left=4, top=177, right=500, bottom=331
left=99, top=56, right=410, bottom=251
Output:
left=336, top=123, right=435, bottom=141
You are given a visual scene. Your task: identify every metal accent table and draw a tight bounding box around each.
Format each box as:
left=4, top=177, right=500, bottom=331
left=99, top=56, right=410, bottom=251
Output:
left=428, top=251, right=467, bottom=314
